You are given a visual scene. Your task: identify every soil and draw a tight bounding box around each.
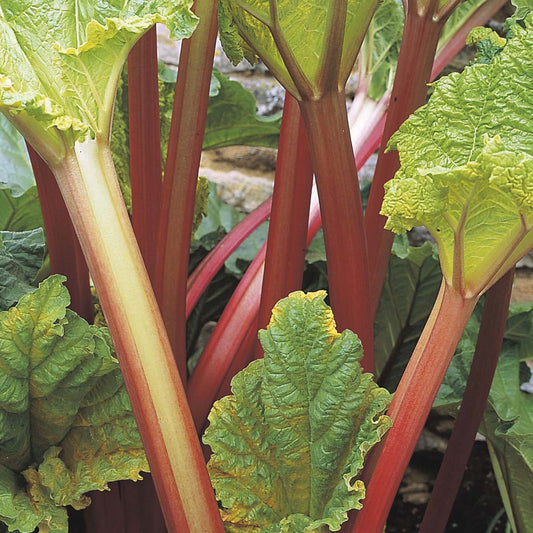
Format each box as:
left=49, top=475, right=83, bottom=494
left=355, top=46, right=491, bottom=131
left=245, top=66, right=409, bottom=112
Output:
left=387, top=441, right=507, bottom=532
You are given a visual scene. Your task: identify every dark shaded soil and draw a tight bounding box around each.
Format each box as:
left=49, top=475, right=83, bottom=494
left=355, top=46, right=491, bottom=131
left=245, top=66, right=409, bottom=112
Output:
left=386, top=442, right=507, bottom=533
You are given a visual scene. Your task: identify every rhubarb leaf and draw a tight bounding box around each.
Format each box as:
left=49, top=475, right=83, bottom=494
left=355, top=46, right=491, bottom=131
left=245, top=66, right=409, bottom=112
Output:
left=0, top=275, right=147, bottom=533
left=434, top=303, right=533, bottom=533
left=361, top=0, right=404, bottom=101
left=218, top=0, right=379, bottom=98
left=374, top=239, right=442, bottom=390
left=0, top=115, right=33, bottom=198
left=382, top=17, right=533, bottom=297
left=0, top=0, right=197, bottom=159
left=0, top=229, right=45, bottom=311
left=204, top=291, right=391, bottom=532
left=0, top=188, right=43, bottom=233
left=204, top=70, right=281, bottom=149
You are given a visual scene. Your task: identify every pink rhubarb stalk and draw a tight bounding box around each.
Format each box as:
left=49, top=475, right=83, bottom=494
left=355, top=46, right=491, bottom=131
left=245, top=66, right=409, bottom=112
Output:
left=156, top=0, right=219, bottom=380
left=351, top=281, right=477, bottom=533
left=364, top=0, right=462, bottom=317
left=419, top=269, right=515, bottom=532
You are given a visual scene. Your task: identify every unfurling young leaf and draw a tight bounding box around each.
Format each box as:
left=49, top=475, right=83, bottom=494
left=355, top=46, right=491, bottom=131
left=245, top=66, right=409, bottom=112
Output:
left=0, top=276, right=146, bottom=533
left=381, top=15, right=533, bottom=298
left=204, top=291, right=391, bottom=532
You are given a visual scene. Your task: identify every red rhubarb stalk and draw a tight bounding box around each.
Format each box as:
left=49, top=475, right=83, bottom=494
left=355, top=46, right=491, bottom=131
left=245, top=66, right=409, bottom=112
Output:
left=419, top=269, right=515, bottom=532
left=128, top=27, right=163, bottom=281
left=299, top=90, right=374, bottom=369
left=27, top=145, right=93, bottom=322
left=256, top=94, right=314, bottom=347
left=155, top=0, right=219, bottom=380
left=351, top=281, right=477, bottom=533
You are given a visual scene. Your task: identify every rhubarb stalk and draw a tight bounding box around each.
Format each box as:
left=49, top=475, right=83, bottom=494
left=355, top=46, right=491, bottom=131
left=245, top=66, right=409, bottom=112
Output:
left=256, top=94, right=313, bottom=350
left=419, top=269, right=515, bottom=532
left=28, top=145, right=93, bottom=321
left=128, top=27, right=163, bottom=280
left=156, top=0, right=219, bottom=380
left=53, top=138, right=224, bottom=533
left=352, top=281, right=478, bottom=533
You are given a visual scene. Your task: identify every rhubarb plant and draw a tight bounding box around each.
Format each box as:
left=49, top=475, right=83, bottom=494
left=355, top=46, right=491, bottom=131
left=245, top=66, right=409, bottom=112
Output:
left=204, top=291, right=391, bottom=532
left=354, top=14, right=533, bottom=532
left=0, top=2, right=224, bottom=531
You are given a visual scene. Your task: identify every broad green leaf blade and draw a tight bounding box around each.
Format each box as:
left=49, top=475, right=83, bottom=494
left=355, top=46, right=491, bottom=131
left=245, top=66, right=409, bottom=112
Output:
left=0, top=115, right=33, bottom=198
left=204, top=291, right=391, bottom=532
left=374, top=239, right=442, bottom=389
left=218, top=0, right=379, bottom=99
left=0, top=0, right=197, bottom=160
left=0, top=188, right=43, bottom=233
left=0, top=276, right=147, bottom=533
left=382, top=17, right=533, bottom=296
left=203, top=70, right=281, bottom=150
left=0, top=229, right=45, bottom=311
left=435, top=304, right=533, bottom=532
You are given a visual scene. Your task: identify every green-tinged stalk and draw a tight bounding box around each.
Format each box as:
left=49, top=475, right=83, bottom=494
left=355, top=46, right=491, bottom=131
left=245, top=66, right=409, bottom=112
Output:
left=128, top=27, right=163, bottom=281
left=53, top=138, right=224, bottom=533
left=155, top=0, right=219, bottom=381
left=351, top=281, right=477, bottom=533
left=299, top=90, right=374, bottom=370
left=256, top=94, right=313, bottom=350
left=27, top=145, right=93, bottom=322
left=419, top=269, right=515, bottom=532
left=364, top=3, right=450, bottom=318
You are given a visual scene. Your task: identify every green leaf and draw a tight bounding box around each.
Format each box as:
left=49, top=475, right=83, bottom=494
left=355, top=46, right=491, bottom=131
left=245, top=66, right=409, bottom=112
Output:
left=374, top=239, right=442, bottom=390
left=382, top=17, right=533, bottom=297
left=0, top=187, right=43, bottom=233
left=0, top=0, right=197, bottom=160
left=0, top=275, right=147, bottom=533
left=435, top=303, right=533, bottom=533
left=0, top=115, right=33, bottom=198
left=0, top=229, right=45, bottom=311
left=204, top=291, right=391, bottom=532
left=360, top=0, right=404, bottom=101
left=203, top=70, right=281, bottom=150
left=218, top=0, right=379, bottom=99
left=438, top=0, right=504, bottom=52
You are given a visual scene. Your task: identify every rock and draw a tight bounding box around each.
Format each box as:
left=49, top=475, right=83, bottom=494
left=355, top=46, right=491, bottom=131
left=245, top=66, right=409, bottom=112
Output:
left=199, top=167, right=274, bottom=213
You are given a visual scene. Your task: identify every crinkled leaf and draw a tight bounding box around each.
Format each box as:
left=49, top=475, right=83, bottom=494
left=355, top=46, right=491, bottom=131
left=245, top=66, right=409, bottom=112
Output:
left=0, top=275, right=147, bottom=533
left=218, top=0, right=379, bottom=98
left=382, top=18, right=533, bottom=296
left=0, top=115, right=33, bottom=198
left=374, top=238, right=442, bottom=390
left=0, top=0, right=197, bottom=159
left=0, top=229, right=45, bottom=311
left=435, top=303, right=533, bottom=533
left=204, top=291, right=391, bottom=532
